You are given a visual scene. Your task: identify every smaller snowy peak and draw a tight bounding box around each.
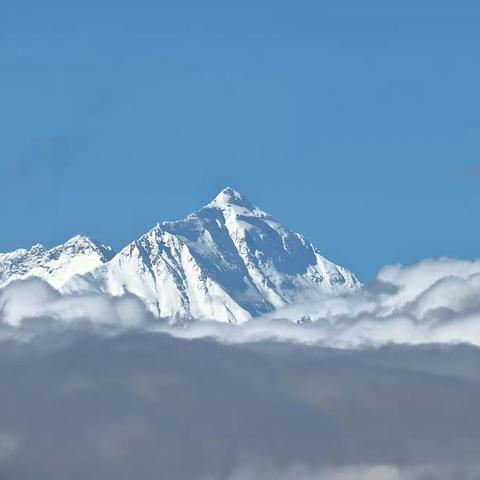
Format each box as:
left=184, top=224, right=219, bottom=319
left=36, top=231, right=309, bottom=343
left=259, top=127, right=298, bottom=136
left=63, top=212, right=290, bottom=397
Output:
left=56, top=234, right=115, bottom=261
left=29, top=244, right=47, bottom=256
left=64, top=234, right=97, bottom=248
left=0, top=235, right=115, bottom=289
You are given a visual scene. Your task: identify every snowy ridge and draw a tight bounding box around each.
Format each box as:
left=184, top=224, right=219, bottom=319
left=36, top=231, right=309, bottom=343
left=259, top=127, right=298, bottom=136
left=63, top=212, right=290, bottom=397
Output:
left=0, top=235, right=114, bottom=289
left=1, top=188, right=360, bottom=323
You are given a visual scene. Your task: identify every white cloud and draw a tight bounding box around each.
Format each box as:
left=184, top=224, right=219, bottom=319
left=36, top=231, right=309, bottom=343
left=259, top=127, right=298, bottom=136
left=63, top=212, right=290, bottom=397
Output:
left=2, top=260, right=480, bottom=478
left=254, top=256, right=480, bottom=348
left=2, top=256, right=480, bottom=349
left=0, top=278, right=150, bottom=333
left=226, top=463, right=480, bottom=480
left=0, top=432, right=19, bottom=463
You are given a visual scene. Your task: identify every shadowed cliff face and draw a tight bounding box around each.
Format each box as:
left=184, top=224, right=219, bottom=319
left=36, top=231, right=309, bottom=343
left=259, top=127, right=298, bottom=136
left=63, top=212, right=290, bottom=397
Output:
left=0, top=331, right=479, bottom=480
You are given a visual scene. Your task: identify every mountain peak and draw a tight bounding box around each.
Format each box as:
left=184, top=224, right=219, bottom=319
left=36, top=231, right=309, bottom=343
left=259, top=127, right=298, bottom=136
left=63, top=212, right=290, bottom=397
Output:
left=209, top=187, right=256, bottom=211
left=64, top=234, right=94, bottom=246
left=60, top=235, right=115, bottom=260
left=1, top=189, right=360, bottom=323
left=30, top=243, right=46, bottom=254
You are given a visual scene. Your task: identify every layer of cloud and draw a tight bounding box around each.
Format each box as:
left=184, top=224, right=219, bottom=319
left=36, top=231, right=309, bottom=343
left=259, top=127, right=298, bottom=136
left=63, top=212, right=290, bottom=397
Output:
left=0, top=278, right=150, bottom=336
left=254, top=256, right=480, bottom=347
left=2, top=257, right=480, bottom=349
left=229, top=464, right=480, bottom=480
left=1, top=258, right=480, bottom=478
left=0, top=332, right=480, bottom=479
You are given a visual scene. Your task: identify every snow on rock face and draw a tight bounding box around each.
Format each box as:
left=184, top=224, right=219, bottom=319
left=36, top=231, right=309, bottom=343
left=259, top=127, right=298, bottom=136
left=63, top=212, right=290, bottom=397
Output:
left=0, top=235, right=115, bottom=289
left=161, top=188, right=359, bottom=316
left=1, top=188, right=360, bottom=323
left=66, top=225, right=252, bottom=323
left=66, top=188, right=360, bottom=323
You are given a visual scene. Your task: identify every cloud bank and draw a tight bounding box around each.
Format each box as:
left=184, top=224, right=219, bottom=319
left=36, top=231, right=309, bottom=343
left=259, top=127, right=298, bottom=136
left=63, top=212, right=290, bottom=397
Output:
left=0, top=332, right=480, bottom=479
left=253, top=256, right=480, bottom=347
left=1, top=257, right=480, bottom=478
left=3, top=256, right=480, bottom=348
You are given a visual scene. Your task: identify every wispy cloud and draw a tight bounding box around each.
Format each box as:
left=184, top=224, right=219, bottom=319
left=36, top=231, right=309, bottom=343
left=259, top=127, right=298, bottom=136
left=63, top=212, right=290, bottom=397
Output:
left=0, top=131, right=92, bottom=214
left=457, top=165, right=480, bottom=178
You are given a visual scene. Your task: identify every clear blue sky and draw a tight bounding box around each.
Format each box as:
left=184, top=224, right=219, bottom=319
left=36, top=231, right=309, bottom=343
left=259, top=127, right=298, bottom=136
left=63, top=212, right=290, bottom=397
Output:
left=1, top=1, right=479, bottom=280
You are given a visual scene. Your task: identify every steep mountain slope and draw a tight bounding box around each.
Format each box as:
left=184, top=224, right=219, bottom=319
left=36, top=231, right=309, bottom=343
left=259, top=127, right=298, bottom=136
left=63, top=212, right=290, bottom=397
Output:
left=0, top=235, right=115, bottom=289
left=65, top=188, right=360, bottom=322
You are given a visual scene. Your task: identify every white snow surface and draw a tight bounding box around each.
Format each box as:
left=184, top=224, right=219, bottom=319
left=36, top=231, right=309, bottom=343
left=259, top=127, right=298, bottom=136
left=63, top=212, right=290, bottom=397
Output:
left=0, top=235, right=114, bottom=289
left=1, top=188, right=360, bottom=323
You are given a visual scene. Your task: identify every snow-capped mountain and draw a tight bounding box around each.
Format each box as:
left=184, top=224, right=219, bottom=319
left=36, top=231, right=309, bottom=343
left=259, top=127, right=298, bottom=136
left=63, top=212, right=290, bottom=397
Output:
left=1, top=188, right=360, bottom=323
left=0, top=235, right=115, bottom=289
